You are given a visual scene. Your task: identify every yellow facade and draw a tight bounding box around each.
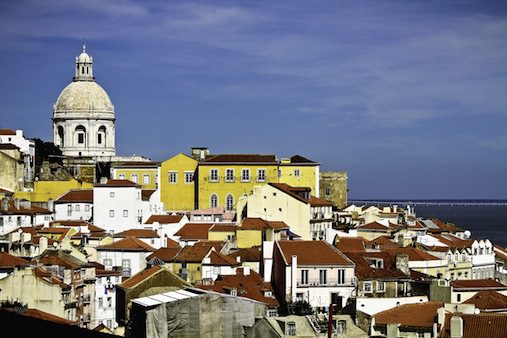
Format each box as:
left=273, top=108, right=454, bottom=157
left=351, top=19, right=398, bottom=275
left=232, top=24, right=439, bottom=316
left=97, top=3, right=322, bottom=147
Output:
left=160, top=153, right=198, bottom=211
left=236, top=229, right=263, bottom=249
left=14, top=179, right=93, bottom=204
left=111, top=164, right=159, bottom=189
left=197, top=163, right=278, bottom=210
left=278, top=161, right=319, bottom=196
left=208, top=229, right=235, bottom=242
left=172, top=262, right=202, bottom=284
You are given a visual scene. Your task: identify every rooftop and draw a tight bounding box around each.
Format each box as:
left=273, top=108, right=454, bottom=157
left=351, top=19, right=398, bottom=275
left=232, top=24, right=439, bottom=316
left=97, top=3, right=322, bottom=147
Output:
left=374, top=301, right=443, bottom=329
left=277, top=240, right=354, bottom=266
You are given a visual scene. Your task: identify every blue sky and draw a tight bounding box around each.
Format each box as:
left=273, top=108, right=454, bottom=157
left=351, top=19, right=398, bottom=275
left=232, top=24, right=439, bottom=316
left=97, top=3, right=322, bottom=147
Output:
left=1, top=0, right=506, bottom=199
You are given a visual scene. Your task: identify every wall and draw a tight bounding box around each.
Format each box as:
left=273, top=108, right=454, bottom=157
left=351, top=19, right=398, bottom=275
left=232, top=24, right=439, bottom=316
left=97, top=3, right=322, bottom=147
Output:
left=14, top=179, right=93, bottom=204
left=160, top=153, right=197, bottom=211
left=319, top=171, right=348, bottom=209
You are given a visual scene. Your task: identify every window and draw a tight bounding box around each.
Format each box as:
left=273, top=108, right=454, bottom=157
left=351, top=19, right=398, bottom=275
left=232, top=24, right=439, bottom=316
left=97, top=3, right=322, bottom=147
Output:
left=417, top=332, right=425, bottom=338
left=210, top=194, right=218, bottom=208
left=85, top=205, right=90, bottom=212
left=107, top=297, right=112, bottom=307
left=296, top=293, right=304, bottom=302
left=301, top=269, right=309, bottom=285
left=75, top=205, right=80, bottom=212
left=455, top=253, right=459, bottom=262
left=479, top=247, right=484, bottom=255
left=143, top=174, right=150, bottom=184
left=123, top=210, right=128, bottom=217
left=98, top=297, right=103, bottom=308
left=225, top=169, right=235, bottom=182
left=169, top=171, right=177, bottom=184
left=325, top=187, right=331, bottom=195
left=109, top=210, right=114, bottom=217
left=118, top=174, right=125, bottom=179
left=294, top=169, right=300, bottom=177
left=110, top=192, right=115, bottom=198
left=336, top=320, right=346, bottom=334
left=226, top=194, right=234, bottom=211
left=97, top=133, right=102, bottom=144
left=287, top=321, right=296, bottom=336
left=257, top=169, right=266, bottom=182
left=213, top=266, right=220, bottom=275
left=67, top=204, right=72, bottom=216
left=457, top=293, right=461, bottom=302
left=241, top=169, right=250, bottom=182
left=131, top=174, right=138, bottom=183
left=107, top=320, right=112, bottom=329
left=337, top=269, right=345, bottom=284
left=77, top=133, right=84, bottom=144
left=319, top=269, right=327, bottom=285
left=363, top=281, right=372, bottom=293
left=103, top=258, right=112, bottom=267
left=185, top=172, right=194, bottom=183
left=376, top=281, right=385, bottom=293
left=209, top=169, right=218, bottom=182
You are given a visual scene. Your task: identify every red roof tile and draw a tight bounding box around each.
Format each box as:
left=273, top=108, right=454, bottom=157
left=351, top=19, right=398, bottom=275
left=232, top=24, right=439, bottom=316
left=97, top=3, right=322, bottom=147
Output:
left=13, top=308, right=76, bottom=325
left=441, top=313, right=507, bottom=338
left=147, top=247, right=181, bottom=262
left=240, top=218, right=289, bottom=231
left=174, top=223, right=213, bottom=240
left=174, top=241, right=223, bottom=263
left=114, top=229, right=159, bottom=238
left=141, top=189, right=156, bottom=201
left=384, top=247, right=440, bottom=261
left=463, top=290, right=507, bottom=310
left=145, top=214, right=183, bottom=224
left=227, top=246, right=261, bottom=262
left=120, top=265, right=162, bottom=288
left=207, top=251, right=239, bottom=266
left=94, top=179, right=138, bottom=187
left=335, top=237, right=366, bottom=253
left=374, top=301, right=443, bottom=329
left=309, top=196, right=333, bottom=206
left=209, top=223, right=238, bottom=232
left=0, top=252, right=29, bottom=268
left=451, top=279, right=507, bottom=290
left=277, top=240, right=354, bottom=266
left=356, top=221, right=391, bottom=231
left=55, top=189, right=93, bottom=203
left=344, top=252, right=407, bottom=279
left=96, top=236, right=156, bottom=252
left=0, top=129, right=16, bottom=135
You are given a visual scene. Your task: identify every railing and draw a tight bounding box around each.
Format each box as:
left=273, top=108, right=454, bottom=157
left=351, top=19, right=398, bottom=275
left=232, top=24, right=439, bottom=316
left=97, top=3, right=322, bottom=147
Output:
left=297, top=279, right=354, bottom=287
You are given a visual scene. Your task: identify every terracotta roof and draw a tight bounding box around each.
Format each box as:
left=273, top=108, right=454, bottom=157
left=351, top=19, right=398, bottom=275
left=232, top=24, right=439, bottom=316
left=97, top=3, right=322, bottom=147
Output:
left=95, top=269, right=122, bottom=277
left=356, top=221, right=392, bottom=231
left=55, top=189, right=93, bottom=203
left=288, top=155, right=317, bottom=164
left=94, top=179, right=138, bottom=187
left=34, top=267, right=67, bottom=288
left=174, top=223, right=213, bottom=240
left=451, top=279, right=507, bottom=291
left=441, top=313, right=507, bottom=338
left=0, top=143, right=19, bottom=150
left=209, top=223, right=237, bottom=232
left=0, top=187, right=14, bottom=195
left=165, top=238, right=181, bottom=248
left=384, top=247, right=440, bottom=261
left=335, top=237, right=366, bottom=253
left=427, top=218, right=464, bottom=233
left=0, top=129, right=16, bottom=135
left=240, top=218, right=289, bottom=231
left=277, top=240, right=354, bottom=266
left=202, top=154, right=277, bottom=163
left=145, top=214, right=183, bottom=224
left=141, top=189, right=155, bottom=201
left=374, top=301, right=443, bottom=329
left=309, top=196, right=333, bottom=206
left=0, top=200, right=51, bottom=215
left=174, top=241, right=223, bottom=263
left=0, top=252, right=29, bottom=268
left=120, top=265, right=162, bottom=288
left=96, top=236, right=156, bottom=252
left=11, top=308, right=76, bottom=325
left=198, top=269, right=279, bottom=308
left=207, top=251, right=239, bottom=266
left=227, top=246, right=261, bottom=262
left=344, top=252, right=407, bottom=279
left=147, top=247, right=181, bottom=262
left=269, top=183, right=312, bottom=204
left=432, top=233, right=474, bottom=249
left=494, top=245, right=507, bottom=261
left=114, top=229, right=159, bottom=238
left=463, top=290, right=507, bottom=310
left=38, top=253, right=84, bottom=270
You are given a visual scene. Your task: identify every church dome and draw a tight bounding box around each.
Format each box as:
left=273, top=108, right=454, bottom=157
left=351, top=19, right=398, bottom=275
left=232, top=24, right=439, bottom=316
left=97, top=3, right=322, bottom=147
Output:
left=54, top=81, right=114, bottom=115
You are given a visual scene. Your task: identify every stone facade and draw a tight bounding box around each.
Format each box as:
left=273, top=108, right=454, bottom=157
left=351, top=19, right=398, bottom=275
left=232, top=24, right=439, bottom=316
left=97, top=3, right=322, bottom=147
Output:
left=319, top=171, right=348, bottom=208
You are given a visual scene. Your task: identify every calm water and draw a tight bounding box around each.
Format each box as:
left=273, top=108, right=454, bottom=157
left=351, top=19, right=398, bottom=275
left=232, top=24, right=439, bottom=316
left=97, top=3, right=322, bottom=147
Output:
left=352, top=201, right=507, bottom=248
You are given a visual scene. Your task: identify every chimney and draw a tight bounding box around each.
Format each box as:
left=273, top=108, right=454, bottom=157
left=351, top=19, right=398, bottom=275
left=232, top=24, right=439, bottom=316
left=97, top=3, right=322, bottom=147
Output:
left=386, top=323, right=400, bottom=338
left=437, top=307, right=445, bottom=325
left=1, top=198, right=8, bottom=212
left=191, top=147, right=209, bottom=161
left=100, top=177, right=108, bottom=184
left=39, top=236, right=48, bottom=253
left=450, top=315, right=463, bottom=338
left=244, top=266, right=250, bottom=276
left=291, top=255, right=297, bottom=302
left=14, top=198, right=20, bottom=210
left=395, top=253, right=410, bottom=275
left=47, top=198, right=54, bottom=212
left=236, top=256, right=241, bottom=263
left=21, top=232, right=31, bottom=244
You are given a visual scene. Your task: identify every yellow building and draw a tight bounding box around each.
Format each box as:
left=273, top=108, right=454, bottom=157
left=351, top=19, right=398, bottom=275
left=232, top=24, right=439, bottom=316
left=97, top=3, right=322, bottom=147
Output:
left=159, top=153, right=198, bottom=211
left=236, top=218, right=289, bottom=249
left=110, top=161, right=160, bottom=189
left=196, top=153, right=320, bottom=211
left=14, top=179, right=93, bottom=207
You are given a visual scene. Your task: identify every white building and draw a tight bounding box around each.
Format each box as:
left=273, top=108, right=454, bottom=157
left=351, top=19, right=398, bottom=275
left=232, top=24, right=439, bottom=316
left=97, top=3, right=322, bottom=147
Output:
left=0, top=198, right=52, bottom=236
left=94, top=268, right=122, bottom=331
left=52, top=45, right=115, bottom=158
left=144, top=214, right=188, bottom=243
left=272, top=240, right=355, bottom=310
left=54, top=189, right=93, bottom=221
left=0, top=128, right=35, bottom=181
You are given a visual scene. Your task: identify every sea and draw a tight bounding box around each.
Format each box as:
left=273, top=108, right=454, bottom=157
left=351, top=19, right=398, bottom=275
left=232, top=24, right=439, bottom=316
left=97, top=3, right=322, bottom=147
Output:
left=348, top=200, right=507, bottom=248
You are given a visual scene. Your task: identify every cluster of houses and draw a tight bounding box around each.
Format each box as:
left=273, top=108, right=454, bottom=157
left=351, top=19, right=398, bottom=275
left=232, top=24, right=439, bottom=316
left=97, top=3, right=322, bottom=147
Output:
left=0, top=132, right=506, bottom=337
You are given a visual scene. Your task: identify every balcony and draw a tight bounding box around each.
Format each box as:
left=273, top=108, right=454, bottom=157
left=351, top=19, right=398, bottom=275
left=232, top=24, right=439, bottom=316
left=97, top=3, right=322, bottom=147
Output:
left=297, top=279, right=354, bottom=287
left=82, top=294, right=91, bottom=304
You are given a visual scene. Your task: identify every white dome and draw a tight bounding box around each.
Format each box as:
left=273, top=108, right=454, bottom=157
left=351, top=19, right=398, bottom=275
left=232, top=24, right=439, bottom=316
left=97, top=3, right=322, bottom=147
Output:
left=77, top=51, right=92, bottom=63
left=54, top=81, right=114, bottom=115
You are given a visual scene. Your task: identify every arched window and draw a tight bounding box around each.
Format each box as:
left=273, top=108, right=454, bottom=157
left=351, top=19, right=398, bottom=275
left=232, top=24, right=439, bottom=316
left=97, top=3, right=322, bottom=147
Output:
left=75, top=125, right=86, bottom=145
left=97, top=126, right=106, bottom=146
left=226, top=194, right=234, bottom=211
left=57, top=126, right=65, bottom=147
left=210, top=194, right=218, bottom=208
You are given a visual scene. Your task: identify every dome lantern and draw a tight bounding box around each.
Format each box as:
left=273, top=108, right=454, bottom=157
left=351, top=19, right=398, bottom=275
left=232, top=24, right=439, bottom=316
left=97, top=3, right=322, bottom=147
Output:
left=74, top=44, right=94, bottom=81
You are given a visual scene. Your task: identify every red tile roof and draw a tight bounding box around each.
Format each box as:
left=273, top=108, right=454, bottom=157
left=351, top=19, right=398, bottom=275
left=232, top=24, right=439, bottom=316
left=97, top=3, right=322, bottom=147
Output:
left=494, top=245, right=507, bottom=261
left=34, top=267, right=68, bottom=288
left=114, top=229, right=159, bottom=238
left=38, top=254, right=82, bottom=270
left=120, top=265, right=162, bottom=288
left=463, top=290, right=507, bottom=310
left=12, top=308, right=76, bottom=325
left=374, top=301, right=443, bottom=329
left=0, top=129, right=16, bottom=135
left=309, top=196, right=333, bottom=206
left=174, top=241, right=223, bottom=263
left=440, top=313, right=507, bottom=338
left=198, top=269, right=279, bottom=308
left=277, top=240, right=354, bottom=266
left=227, top=246, right=261, bottom=262
left=432, top=233, right=474, bottom=249
left=209, top=223, right=238, bottom=232
left=147, top=247, right=181, bottom=262
left=288, top=155, right=317, bottom=164
left=96, top=236, right=156, bottom=252
left=141, top=189, right=156, bottom=201
left=335, top=237, right=366, bottom=253
left=55, top=189, right=93, bottom=203
left=95, top=269, right=122, bottom=277
left=384, top=247, right=440, bottom=261
left=269, top=183, right=312, bottom=204
left=165, top=238, right=181, bottom=248
left=0, top=200, right=51, bottom=215
left=202, top=154, right=277, bottom=163
left=207, top=251, right=239, bottom=266
left=0, top=252, right=29, bottom=268
left=344, top=252, right=407, bottom=279
left=451, top=279, right=507, bottom=291
left=356, top=221, right=392, bottom=231
left=174, top=223, right=213, bottom=240
left=0, top=143, right=19, bottom=150
left=94, top=179, right=138, bottom=187
left=145, top=214, right=184, bottom=224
